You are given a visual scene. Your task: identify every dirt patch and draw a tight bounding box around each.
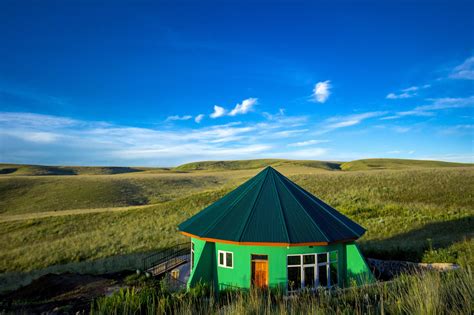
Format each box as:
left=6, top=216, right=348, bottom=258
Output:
left=0, top=272, right=130, bottom=314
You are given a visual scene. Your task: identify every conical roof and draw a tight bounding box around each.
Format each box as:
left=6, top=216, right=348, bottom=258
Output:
left=178, top=167, right=365, bottom=246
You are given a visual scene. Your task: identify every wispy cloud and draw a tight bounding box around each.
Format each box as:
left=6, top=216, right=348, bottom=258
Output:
left=0, top=112, right=79, bottom=127
left=386, top=84, right=431, bottom=99
left=194, top=114, right=205, bottom=123
left=312, top=80, right=331, bottom=103
left=0, top=111, right=323, bottom=166
left=318, top=111, right=386, bottom=134
left=382, top=96, right=474, bottom=120
left=166, top=115, right=193, bottom=121
left=210, top=98, right=258, bottom=118
left=450, top=56, right=474, bottom=80
left=288, top=139, right=329, bottom=147
left=210, top=105, right=226, bottom=118
left=386, top=92, right=412, bottom=99
left=438, top=124, right=474, bottom=136
left=229, top=98, right=258, bottom=116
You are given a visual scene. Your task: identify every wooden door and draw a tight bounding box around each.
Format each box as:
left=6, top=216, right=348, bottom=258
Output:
left=251, top=258, right=268, bottom=288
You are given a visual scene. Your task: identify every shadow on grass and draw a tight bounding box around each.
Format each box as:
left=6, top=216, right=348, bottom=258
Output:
left=360, top=215, right=473, bottom=262
left=0, top=251, right=152, bottom=294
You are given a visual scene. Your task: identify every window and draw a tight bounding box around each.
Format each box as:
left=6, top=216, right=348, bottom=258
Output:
left=218, top=250, right=233, bottom=268
left=287, top=254, right=316, bottom=291
left=287, top=251, right=339, bottom=292
left=191, top=242, right=195, bottom=270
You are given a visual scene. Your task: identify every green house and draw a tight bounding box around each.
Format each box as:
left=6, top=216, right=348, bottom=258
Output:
left=178, top=167, right=374, bottom=292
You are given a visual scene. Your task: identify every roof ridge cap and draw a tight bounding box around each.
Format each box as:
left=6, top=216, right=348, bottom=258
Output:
left=270, top=171, right=291, bottom=243
left=237, top=168, right=270, bottom=242
left=281, top=174, right=363, bottom=237
left=274, top=171, right=331, bottom=243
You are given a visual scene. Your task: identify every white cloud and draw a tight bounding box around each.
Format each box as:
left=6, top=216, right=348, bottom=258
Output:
left=450, top=56, right=474, bottom=80
left=417, top=153, right=474, bottom=163
left=386, top=92, right=412, bottom=99
left=382, top=96, right=474, bottom=120
left=402, top=86, right=419, bottom=92
left=288, top=139, right=329, bottom=147
left=210, top=105, right=226, bottom=118
left=312, top=80, right=331, bottom=103
left=438, top=124, right=474, bottom=136
left=0, top=112, right=305, bottom=166
left=194, top=114, right=205, bottom=123
left=228, top=98, right=258, bottom=116
left=319, top=111, right=386, bottom=133
left=166, top=115, right=192, bottom=121
left=386, top=84, right=431, bottom=99
left=0, top=112, right=78, bottom=127
left=2, top=131, right=60, bottom=143
left=392, top=126, right=411, bottom=133
left=272, top=129, right=309, bottom=138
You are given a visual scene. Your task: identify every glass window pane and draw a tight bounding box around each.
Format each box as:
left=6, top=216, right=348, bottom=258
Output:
left=318, top=253, right=328, bottom=264
left=330, top=262, right=338, bottom=286
left=287, top=266, right=301, bottom=291
left=330, top=251, right=337, bottom=262
left=303, top=254, right=315, bottom=264
left=287, top=255, right=301, bottom=265
left=226, top=252, right=233, bottom=267
left=192, top=242, right=195, bottom=250
left=219, top=252, right=224, bottom=265
left=304, top=266, right=315, bottom=289
left=318, top=265, right=328, bottom=287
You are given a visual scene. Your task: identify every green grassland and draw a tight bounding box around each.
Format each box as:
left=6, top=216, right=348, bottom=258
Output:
left=0, top=159, right=473, bottom=293
left=340, top=158, right=472, bottom=171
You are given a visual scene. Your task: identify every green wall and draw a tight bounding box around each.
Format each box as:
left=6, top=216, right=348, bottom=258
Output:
left=188, top=238, right=373, bottom=292
left=345, top=243, right=375, bottom=285
left=187, top=238, right=216, bottom=289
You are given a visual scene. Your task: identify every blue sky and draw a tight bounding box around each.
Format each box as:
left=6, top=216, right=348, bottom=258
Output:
left=0, top=0, right=473, bottom=166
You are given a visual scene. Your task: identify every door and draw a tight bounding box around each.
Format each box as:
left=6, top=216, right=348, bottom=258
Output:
left=251, top=254, right=268, bottom=288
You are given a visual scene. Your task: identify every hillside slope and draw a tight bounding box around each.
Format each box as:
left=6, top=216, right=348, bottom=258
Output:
left=340, top=158, right=472, bottom=171
left=0, top=164, right=153, bottom=176
left=174, top=159, right=342, bottom=171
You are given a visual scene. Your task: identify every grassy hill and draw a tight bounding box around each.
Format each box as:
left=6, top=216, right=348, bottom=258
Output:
left=2, top=158, right=471, bottom=175
left=175, top=158, right=472, bottom=172
left=0, top=159, right=472, bottom=295
left=0, top=165, right=472, bottom=274
left=0, top=163, right=156, bottom=176
left=174, top=159, right=342, bottom=171
left=340, top=158, right=472, bottom=171
left=0, top=173, right=231, bottom=215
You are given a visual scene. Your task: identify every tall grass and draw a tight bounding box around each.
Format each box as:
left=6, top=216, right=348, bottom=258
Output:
left=90, top=268, right=473, bottom=314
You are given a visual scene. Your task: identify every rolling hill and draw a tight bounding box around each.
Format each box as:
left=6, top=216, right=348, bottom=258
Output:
left=2, top=158, right=471, bottom=176
left=0, top=164, right=159, bottom=176
left=174, top=158, right=471, bottom=172
left=340, top=158, right=472, bottom=171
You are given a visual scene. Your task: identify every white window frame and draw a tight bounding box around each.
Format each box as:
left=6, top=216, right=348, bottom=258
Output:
left=218, top=250, right=234, bottom=269
left=287, top=251, right=339, bottom=292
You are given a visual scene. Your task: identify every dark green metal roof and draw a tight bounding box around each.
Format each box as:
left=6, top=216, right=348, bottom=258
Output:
left=178, top=167, right=365, bottom=244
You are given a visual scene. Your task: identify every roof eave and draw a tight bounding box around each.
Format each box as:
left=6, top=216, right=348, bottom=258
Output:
left=179, top=231, right=359, bottom=247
